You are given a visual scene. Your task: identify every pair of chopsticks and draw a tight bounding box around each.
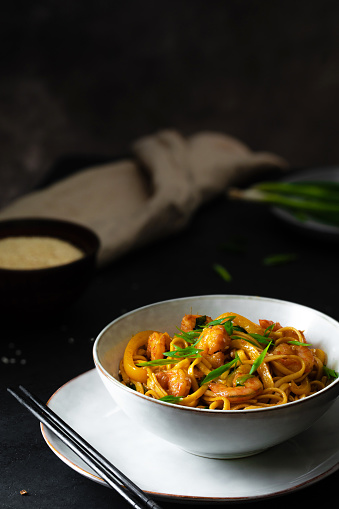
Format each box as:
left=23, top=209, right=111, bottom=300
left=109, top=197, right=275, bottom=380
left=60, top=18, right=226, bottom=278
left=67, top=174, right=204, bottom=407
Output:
left=8, top=386, right=163, bottom=509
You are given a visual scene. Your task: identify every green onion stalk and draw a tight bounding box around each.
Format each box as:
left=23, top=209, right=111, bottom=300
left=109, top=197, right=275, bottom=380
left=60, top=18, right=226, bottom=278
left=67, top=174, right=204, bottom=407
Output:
left=228, top=181, right=339, bottom=227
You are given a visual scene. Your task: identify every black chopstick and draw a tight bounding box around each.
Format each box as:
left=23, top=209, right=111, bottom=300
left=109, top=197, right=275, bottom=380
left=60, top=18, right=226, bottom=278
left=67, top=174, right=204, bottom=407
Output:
left=7, top=386, right=163, bottom=509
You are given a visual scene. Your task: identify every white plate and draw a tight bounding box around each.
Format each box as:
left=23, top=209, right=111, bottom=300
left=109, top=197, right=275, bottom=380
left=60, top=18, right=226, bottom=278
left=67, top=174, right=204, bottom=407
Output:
left=272, top=166, right=339, bottom=239
left=41, top=369, right=339, bottom=503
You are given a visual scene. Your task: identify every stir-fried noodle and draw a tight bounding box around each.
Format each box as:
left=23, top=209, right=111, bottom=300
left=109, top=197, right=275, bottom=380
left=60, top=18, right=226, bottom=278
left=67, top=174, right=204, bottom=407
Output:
left=119, top=312, right=337, bottom=410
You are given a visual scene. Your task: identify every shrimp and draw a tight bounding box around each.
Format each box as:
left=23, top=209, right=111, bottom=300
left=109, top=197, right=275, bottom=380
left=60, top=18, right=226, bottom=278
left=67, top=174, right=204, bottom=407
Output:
left=259, top=319, right=282, bottom=332
left=147, top=332, right=171, bottom=360
left=272, top=342, right=315, bottom=374
left=180, top=314, right=212, bottom=332
left=204, top=351, right=225, bottom=368
left=209, top=373, right=263, bottom=403
left=259, top=320, right=307, bottom=342
left=155, top=369, right=191, bottom=397
left=197, top=324, right=231, bottom=355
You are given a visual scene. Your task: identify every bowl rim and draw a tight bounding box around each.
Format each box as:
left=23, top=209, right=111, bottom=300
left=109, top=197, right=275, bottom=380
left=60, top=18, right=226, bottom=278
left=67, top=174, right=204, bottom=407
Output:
left=0, top=217, right=100, bottom=273
left=93, top=294, right=339, bottom=414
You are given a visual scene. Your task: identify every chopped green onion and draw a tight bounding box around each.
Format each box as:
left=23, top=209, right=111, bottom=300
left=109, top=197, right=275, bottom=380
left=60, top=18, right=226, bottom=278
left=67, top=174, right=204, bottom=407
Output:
left=224, top=320, right=233, bottom=335
left=201, top=355, right=240, bottom=385
left=230, top=335, right=262, bottom=347
left=203, top=316, right=236, bottom=336
left=213, top=263, right=232, bottom=282
left=249, top=342, right=272, bottom=375
left=174, top=328, right=200, bottom=343
left=263, top=253, right=298, bottom=266
left=323, top=366, right=339, bottom=379
left=136, top=358, right=181, bottom=367
left=206, top=316, right=236, bottom=327
left=163, top=346, right=203, bottom=359
left=194, top=315, right=208, bottom=329
left=159, top=395, right=183, bottom=403
left=287, top=340, right=312, bottom=346
left=235, top=374, right=254, bottom=386
left=176, top=316, right=236, bottom=346
left=192, top=317, right=238, bottom=348
left=248, top=333, right=271, bottom=345
left=264, top=323, right=275, bottom=336
left=233, top=325, right=247, bottom=333
left=231, top=323, right=272, bottom=346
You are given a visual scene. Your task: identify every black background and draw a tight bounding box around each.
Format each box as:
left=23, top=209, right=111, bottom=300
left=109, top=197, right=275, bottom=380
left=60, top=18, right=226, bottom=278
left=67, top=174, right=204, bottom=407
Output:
left=1, top=1, right=339, bottom=205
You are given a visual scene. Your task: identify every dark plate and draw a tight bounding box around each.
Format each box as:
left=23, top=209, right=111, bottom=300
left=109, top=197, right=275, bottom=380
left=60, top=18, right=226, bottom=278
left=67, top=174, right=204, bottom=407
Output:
left=272, top=166, right=339, bottom=240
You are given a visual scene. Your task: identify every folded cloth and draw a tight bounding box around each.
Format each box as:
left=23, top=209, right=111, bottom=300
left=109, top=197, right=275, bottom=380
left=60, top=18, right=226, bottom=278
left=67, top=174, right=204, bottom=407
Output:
left=0, top=130, right=288, bottom=267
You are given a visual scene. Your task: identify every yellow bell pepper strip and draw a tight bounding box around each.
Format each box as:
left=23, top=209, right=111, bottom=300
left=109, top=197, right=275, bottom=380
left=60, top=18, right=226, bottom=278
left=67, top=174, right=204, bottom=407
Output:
left=123, top=330, right=155, bottom=383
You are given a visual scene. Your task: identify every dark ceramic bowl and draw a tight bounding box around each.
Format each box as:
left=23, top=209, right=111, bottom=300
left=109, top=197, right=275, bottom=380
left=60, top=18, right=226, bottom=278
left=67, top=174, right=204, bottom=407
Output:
left=0, top=218, right=100, bottom=321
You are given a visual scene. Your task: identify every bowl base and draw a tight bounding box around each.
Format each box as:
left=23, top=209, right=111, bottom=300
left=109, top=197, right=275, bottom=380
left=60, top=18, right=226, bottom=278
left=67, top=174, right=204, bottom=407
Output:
left=181, top=447, right=267, bottom=459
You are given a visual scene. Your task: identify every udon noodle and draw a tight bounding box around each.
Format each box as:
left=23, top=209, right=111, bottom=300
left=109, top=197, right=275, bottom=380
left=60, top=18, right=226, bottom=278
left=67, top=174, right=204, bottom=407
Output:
left=119, top=312, right=337, bottom=410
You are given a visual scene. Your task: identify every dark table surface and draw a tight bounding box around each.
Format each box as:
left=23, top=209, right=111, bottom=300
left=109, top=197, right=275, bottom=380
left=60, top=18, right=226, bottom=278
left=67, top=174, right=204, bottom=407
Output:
left=1, top=162, right=339, bottom=509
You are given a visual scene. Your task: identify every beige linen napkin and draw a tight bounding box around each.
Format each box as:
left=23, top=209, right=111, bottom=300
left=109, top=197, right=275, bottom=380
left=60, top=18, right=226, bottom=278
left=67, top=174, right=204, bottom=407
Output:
left=0, top=130, right=288, bottom=267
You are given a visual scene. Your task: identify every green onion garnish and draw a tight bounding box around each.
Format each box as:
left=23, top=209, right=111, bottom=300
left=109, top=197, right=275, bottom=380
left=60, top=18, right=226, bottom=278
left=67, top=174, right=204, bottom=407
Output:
left=201, top=355, right=240, bottom=385
left=194, top=315, right=208, bottom=329
left=248, top=333, right=271, bottom=345
left=323, top=366, right=339, bottom=379
left=231, top=323, right=273, bottom=346
left=136, top=358, right=181, bottom=367
left=163, top=346, right=203, bottom=359
left=213, top=263, right=232, bottom=282
left=287, top=340, right=312, bottom=346
left=233, top=325, right=247, bottom=333
left=235, top=374, right=254, bottom=386
left=264, top=323, right=275, bottom=336
left=174, top=328, right=201, bottom=343
left=206, top=316, right=236, bottom=327
left=230, top=335, right=262, bottom=347
left=249, top=341, right=272, bottom=375
left=159, top=395, right=183, bottom=403
left=263, top=254, right=298, bottom=266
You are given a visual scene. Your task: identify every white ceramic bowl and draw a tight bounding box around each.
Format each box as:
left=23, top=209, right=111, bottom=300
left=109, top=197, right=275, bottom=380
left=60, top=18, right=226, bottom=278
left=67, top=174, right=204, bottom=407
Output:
left=93, top=295, right=339, bottom=459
